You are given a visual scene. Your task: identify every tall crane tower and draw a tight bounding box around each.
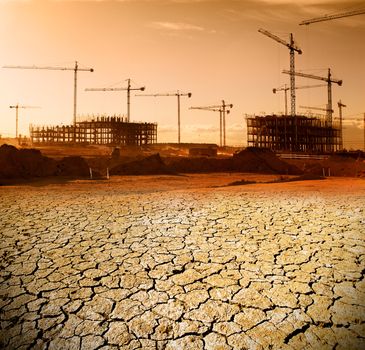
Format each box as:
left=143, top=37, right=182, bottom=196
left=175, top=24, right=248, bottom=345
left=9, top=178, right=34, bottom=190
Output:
left=3, top=61, right=94, bottom=139
left=258, top=28, right=302, bottom=117
left=190, top=102, right=233, bottom=147
left=337, top=100, right=346, bottom=150
left=85, top=79, right=145, bottom=122
left=283, top=68, right=342, bottom=125
left=136, top=91, right=192, bottom=144
left=9, top=104, right=40, bottom=139
left=273, top=83, right=327, bottom=115
left=300, top=8, right=365, bottom=25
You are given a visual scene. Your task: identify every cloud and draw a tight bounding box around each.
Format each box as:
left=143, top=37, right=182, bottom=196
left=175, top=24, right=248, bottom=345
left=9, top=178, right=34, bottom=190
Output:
left=151, top=21, right=205, bottom=31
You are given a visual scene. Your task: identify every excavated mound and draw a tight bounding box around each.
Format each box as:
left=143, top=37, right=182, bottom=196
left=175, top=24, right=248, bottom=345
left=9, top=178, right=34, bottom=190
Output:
left=0, top=144, right=90, bottom=179
left=232, top=148, right=302, bottom=175
left=110, top=153, right=176, bottom=175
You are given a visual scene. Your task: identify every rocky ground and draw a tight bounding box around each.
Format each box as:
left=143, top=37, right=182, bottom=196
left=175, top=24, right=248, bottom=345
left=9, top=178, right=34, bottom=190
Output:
left=0, top=175, right=364, bottom=350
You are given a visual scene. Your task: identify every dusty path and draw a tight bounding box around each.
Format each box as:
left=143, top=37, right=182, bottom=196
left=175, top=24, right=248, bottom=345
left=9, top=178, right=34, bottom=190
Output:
left=0, top=175, right=364, bottom=349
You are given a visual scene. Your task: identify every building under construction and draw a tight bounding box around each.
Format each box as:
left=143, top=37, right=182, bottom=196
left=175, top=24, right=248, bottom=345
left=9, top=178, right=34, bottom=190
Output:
left=247, top=115, right=340, bottom=153
left=30, top=115, right=157, bottom=146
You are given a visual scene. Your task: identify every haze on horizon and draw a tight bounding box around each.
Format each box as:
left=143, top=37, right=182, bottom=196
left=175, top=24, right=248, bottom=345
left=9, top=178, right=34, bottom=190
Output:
left=0, top=0, right=364, bottom=149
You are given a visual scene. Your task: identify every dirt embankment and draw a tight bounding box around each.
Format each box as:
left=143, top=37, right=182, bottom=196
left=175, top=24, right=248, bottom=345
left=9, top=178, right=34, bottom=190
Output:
left=110, top=154, right=176, bottom=176
left=165, top=148, right=301, bottom=175
left=2, top=144, right=364, bottom=182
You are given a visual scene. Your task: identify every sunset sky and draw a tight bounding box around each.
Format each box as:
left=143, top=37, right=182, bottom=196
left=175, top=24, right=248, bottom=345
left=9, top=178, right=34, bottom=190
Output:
left=1, top=0, right=364, bottom=148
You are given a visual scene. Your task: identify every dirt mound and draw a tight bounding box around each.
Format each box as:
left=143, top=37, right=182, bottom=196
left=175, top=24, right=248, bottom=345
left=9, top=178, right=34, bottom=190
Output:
left=0, top=144, right=57, bottom=178
left=0, top=144, right=92, bottom=179
left=110, top=154, right=176, bottom=175
left=56, top=156, right=90, bottom=177
left=232, top=148, right=301, bottom=175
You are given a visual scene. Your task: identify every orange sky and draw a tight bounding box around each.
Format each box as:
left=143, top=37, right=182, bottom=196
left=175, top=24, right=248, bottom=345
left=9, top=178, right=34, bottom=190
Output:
left=1, top=0, right=364, bottom=148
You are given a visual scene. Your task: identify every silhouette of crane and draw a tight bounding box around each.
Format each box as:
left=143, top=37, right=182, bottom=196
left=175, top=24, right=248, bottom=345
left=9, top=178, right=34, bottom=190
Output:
left=85, top=79, right=145, bottom=122
left=300, top=105, right=333, bottom=113
left=136, top=91, right=192, bottom=144
left=337, top=100, right=346, bottom=150
left=9, top=104, right=40, bottom=139
left=3, top=61, right=94, bottom=138
left=190, top=101, right=233, bottom=147
left=283, top=68, right=342, bottom=125
left=300, top=8, right=365, bottom=25
left=273, top=83, right=327, bottom=115
left=259, top=28, right=302, bottom=117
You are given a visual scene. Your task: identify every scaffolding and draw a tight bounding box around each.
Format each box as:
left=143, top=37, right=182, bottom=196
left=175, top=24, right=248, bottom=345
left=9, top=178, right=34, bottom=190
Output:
left=247, top=115, right=340, bottom=153
left=30, top=115, right=157, bottom=146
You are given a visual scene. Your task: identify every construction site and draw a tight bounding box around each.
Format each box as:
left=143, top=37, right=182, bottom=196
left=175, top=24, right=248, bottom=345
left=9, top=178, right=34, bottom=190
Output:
left=29, top=115, right=157, bottom=146
left=1, top=4, right=365, bottom=350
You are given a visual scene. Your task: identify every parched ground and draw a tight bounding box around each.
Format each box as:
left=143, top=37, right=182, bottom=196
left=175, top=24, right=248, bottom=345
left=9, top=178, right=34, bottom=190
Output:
left=0, top=174, right=364, bottom=350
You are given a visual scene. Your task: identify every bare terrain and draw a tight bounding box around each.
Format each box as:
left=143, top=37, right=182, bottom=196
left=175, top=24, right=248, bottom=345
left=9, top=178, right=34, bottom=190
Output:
left=0, top=175, right=365, bottom=349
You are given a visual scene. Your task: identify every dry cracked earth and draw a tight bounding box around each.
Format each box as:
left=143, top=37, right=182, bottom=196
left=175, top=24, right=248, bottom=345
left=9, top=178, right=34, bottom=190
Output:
left=0, top=175, right=365, bottom=349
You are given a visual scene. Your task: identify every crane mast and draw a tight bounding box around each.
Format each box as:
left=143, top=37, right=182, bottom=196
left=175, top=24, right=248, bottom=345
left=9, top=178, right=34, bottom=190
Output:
left=259, top=28, right=302, bottom=117
left=3, top=61, right=94, bottom=142
left=9, top=104, right=40, bottom=139
left=283, top=68, right=342, bottom=125
left=300, top=8, right=365, bottom=25
left=136, top=91, right=192, bottom=144
left=337, top=100, right=346, bottom=150
left=85, top=79, right=145, bottom=122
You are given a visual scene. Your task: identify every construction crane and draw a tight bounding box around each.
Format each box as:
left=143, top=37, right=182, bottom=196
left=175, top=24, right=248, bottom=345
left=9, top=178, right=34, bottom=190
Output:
left=337, top=100, right=346, bottom=150
left=3, top=61, right=93, bottom=141
left=136, top=91, right=192, bottom=144
left=300, top=105, right=334, bottom=113
left=85, top=79, right=145, bottom=122
left=189, top=106, right=223, bottom=147
left=9, top=104, right=40, bottom=139
left=273, top=83, right=327, bottom=115
left=259, top=28, right=302, bottom=117
left=283, top=68, right=342, bottom=125
left=190, top=103, right=233, bottom=147
left=339, top=113, right=365, bottom=151
left=300, top=8, right=365, bottom=25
